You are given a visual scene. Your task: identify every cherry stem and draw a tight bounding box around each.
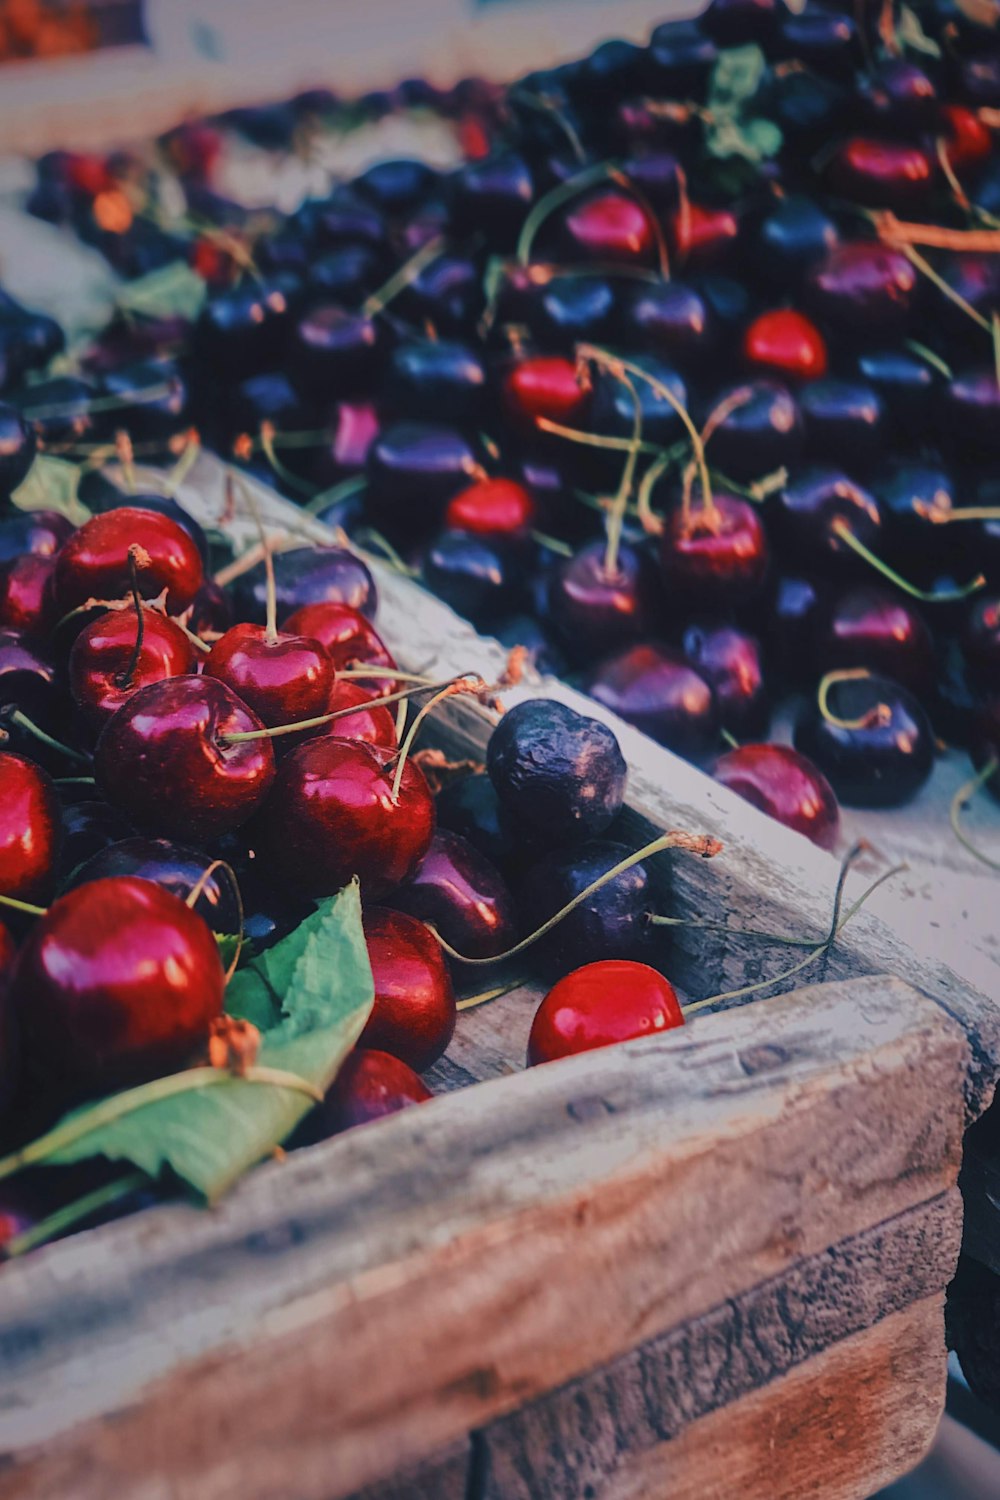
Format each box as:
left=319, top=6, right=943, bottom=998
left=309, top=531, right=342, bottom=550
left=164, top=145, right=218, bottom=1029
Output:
left=579, top=344, right=716, bottom=527
left=304, top=474, right=367, bottom=516
left=897, top=243, right=992, bottom=334
left=535, top=415, right=662, bottom=455
left=165, top=431, right=201, bottom=496
left=831, top=520, right=986, bottom=601
left=3, top=1169, right=151, bottom=1260
left=903, top=340, right=953, bottom=380
left=187, top=859, right=245, bottom=983
left=361, top=234, right=446, bottom=319
left=0, top=893, right=47, bottom=918
left=700, top=385, right=754, bottom=451
left=259, top=423, right=316, bottom=499
left=456, top=976, right=529, bottom=1013
left=949, top=757, right=1000, bottom=871
left=214, top=533, right=296, bottom=588
left=430, top=830, right=723, bottom=966
left=648, top=913, right=820, bottom=947
left=390, top=681, right=484, bottom=803
left=603, top=371, right=643, bottom=578
left=531, top=529, right=574, bottom=557
left=516, top=160, right=621, bottom=265
left=115, top=431, right=137, bottom=494
left=508, top=86, right=587, bottom=164
left=720, top=728, right=740, bottom=750
left=1, top=709, right=90, bottom=766
left=607, top=166, right=671, bottom=281
left=336, top=667, right=439, bottom=685
left=817, top=668, right=889, bottom=731
left=681, top=846, right=904, bottom=1017
left=21, top=383, right=177, bottom=423
left=635, top=450, right=670, bottom=536
left=352, top=527, right=420, bottom=578
left=220, top=674, right=483, bottom=744
left=115, top=547, right=147, bottom=689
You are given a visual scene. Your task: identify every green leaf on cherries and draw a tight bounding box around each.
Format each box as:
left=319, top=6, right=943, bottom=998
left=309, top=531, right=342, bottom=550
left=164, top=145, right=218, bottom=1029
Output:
left=9, top=882, right=374, bottom=1203
left=116, top=260, right=209, bottom=323
left=11, top=454, right=91, bottom=525
left=898, top=5, right=943, bottom=56
left=706, top=47, right=782, bottom=163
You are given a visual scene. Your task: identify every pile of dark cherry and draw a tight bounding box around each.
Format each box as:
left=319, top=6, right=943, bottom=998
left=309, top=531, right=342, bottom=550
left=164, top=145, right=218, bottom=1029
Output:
left=21, top=0, right=1000, bottom=851
left=0, top=420, right=695, bottom=1246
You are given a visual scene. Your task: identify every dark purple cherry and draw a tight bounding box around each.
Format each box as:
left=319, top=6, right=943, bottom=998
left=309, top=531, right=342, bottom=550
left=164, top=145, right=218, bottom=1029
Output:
left=591, top=356, right=687, bottom=458
left=306, top=243, right=387, bottom=304
left=623, top=280, right=719, bottom=368
left=703, top=379, right=803, bottom=482
left=450, top=152, right=534, bottom=248
left=435, top=772, right=521, bottom=874
left=620, top=152, right=681, bottom=212
left=761, top=67, right=847, bottom=148
left=800, top=379, right=884, bottom=466
left=422, top=530, right=524, bottom=624
left=366, top=423, right=486, bottom=536
left=645, top=20, right=718, bottom=99
left=752, top=196, right=840, bottom=287
left=944, top=370, right=1000, bottom=459
left=815, top=587, right=935, bottom=695
left=517, top=840, right=654, bottom=976
left=956, top=54, right=1000, bottom=109
left=395, top=253, right=483, bottom=335
left=681, top=623, right=769, bottom=738
left=194, top=283, right=291, bottom=377
left=758, top=574, right=827, bottom=685
left=712, top=743, right=840, bottom=849
left=546, top=540, right=660, bottom=662
left=487, top=699, right=627, bottom=847
left=96, top=360, right=188, bottom=444
left=230, top=546, right=376, bottom=625
left=855, top=348, right=938, bottom=434
left=306, top=191, right=388, bottom=252
left=877, top=461, right=959, bottom=579
left=585, top=643, right=719, bottom=760
left=659, top=494, right=770, bottom=609
left=794, top=673, right=935, bottom=807
left=288, top=305, right=385, bottom=400
left=0, top=508, right=73, bottom=562
left=384, top=340, right=487, bottom=425
left=770, top=7, right=859, bottom=76
left=577, top=37, right=646, bottom=101
left=56, top=799, right=133, bottom=881
left=389, top=829, right=518, bottom=960
left=354, top=158, right=438, bottom=215
left=855, top=59, right=940, bottom=131
left=804, top=243, right=917, bottom=345
left=522, top=274, right=618, bottom=349
left=65, top=836, right=241, bottom=936
left=700, top=0, right=783, bottom=46
left=767, top=468, right=882, bottom=571
left=961, top=594, right=1000, bottom=685
left=0, top=404, right=36, bottom=500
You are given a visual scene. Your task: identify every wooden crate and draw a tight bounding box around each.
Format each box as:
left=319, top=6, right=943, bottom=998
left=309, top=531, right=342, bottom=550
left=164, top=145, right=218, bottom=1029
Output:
left=0, top=456, right=996, bottom=1500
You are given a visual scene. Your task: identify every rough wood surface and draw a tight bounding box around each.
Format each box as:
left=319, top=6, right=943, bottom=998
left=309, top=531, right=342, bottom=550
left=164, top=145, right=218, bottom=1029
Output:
left=0, top=978, right=967, bottom=1500
left=347, top=1443, right=469, bottom=1500
left=598, top=1296, right=946, bottom=1500
left=477, top=1193, right=960, bottom=1500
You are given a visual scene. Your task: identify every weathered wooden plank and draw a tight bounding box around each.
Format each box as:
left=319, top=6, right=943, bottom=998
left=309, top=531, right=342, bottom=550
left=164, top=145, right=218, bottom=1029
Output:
left=597, top=1296, right=946, bottom=1500
left=346, top=1442, right=469, bottom=1500
left=0, top=978, right=967, bottom=1500
left=478, top=1191, right=960, bottom=1500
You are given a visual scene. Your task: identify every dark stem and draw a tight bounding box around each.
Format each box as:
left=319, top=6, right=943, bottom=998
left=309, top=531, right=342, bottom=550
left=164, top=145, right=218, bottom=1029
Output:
left=115, top=547, right=146, bottom=689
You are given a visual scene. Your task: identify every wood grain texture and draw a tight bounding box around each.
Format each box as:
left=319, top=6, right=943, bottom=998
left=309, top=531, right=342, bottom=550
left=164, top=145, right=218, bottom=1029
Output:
left=0, top=979, right=967, bottom=1500
left=599, top=1296, right=946, bottom=1500
left=477, top=1192, right=960, bottom=1500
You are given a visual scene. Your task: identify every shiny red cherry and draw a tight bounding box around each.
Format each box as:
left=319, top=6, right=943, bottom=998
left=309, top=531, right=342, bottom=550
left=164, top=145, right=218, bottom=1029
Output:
left=284, top=677, right=398, bottom=753
left=94, top=676, right=276, bottom=841
left=9, top=875, right=224, bottom=1096
left=360, top=907, right=455, bottom=1071
left=0, top=753, right=60, bottom=904
left=318, top=1048, right=432, bottom=1133
left=671, top=202, right=739, bottom=264
left=659, top=494, right=769, bottom=609
left=561, top=190, right=656, bottom=266
left=815, top=586, right=935, bottom=696
left=444, top=477, right=536, bottom=536
left=829, top=138, right=935, bottom=209
left=259, top=738, right=435, bottom=899
left=0, top=555, right=57, bottom=636
left=527, top=959, right=684, bottom=1066
left=712, top=743, right=840, bottom=849
left=54, top=507, right=204, bottom=616
left=69, top=605, right=197, bottom=728
left=389, top=828, right=518, bottom=959
left=281, top=601, right=397, bottom=697
left=204, top=623, right=334, bottom=729
left=940, top=106, right=993, bottom=170
left=502, top=356, right=592, bottom=428
left=743, top=309, right=828, bottom=383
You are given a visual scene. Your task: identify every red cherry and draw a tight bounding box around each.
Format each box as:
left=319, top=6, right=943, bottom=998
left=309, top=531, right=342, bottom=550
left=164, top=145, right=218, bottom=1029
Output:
left=389, top=828, right=518, bottom=959
left=659, top=494, right=770, bottom=608
left=65, top=153, right=114, bottom=197
left=711, top=743, right=840, bottom=850
left=562, top=190, right=656, bottom=266
left=743, top=309, right=828, bottom=383
left=94, top=676, right=276, bottom=842
left=283, top=677, right=398, bottom=753
left=0, top=923, right=15, bottom=982
left=360, top=907, right=456, bottom=1071
left=671, top=202, right=739, bottom=264
left=940, top=106, right=993, bottom=170
left=828, top=138, right=935, bottom=209
left=281, top=601, right=397, bottom=697
left=527, top=959, right=684, bottom=1066
left=54, top=507, right=204, bottom=617
left=204, top=623, right=334, bottom=729
left=0, top=752, right=60, bottom=904
left=502, top=356, right=592, bottom=428
left=0, top=555, right=57, bottom=636
left=190, top=235, right=238, bottom=288
left=444, top=477, right=536, bottom=536
left=319, top=1049, right=432, bottom=1133
left=9, top=876, right=224, bottom=1095
left=325, top=400, right=381, bottom=473
left=69, top=605, right=197, bottom=728
left=259, top=738, right=435, bottom=899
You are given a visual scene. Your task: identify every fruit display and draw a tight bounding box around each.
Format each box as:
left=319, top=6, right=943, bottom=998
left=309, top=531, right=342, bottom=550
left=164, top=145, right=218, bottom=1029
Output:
left=0, top=0, right=999, bottom=1269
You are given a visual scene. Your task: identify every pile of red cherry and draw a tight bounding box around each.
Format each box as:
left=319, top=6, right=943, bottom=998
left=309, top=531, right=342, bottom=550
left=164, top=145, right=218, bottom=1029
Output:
left=0, top=439, right=721, bottom=1249
left=19, top=0, right=1000, bottom=860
